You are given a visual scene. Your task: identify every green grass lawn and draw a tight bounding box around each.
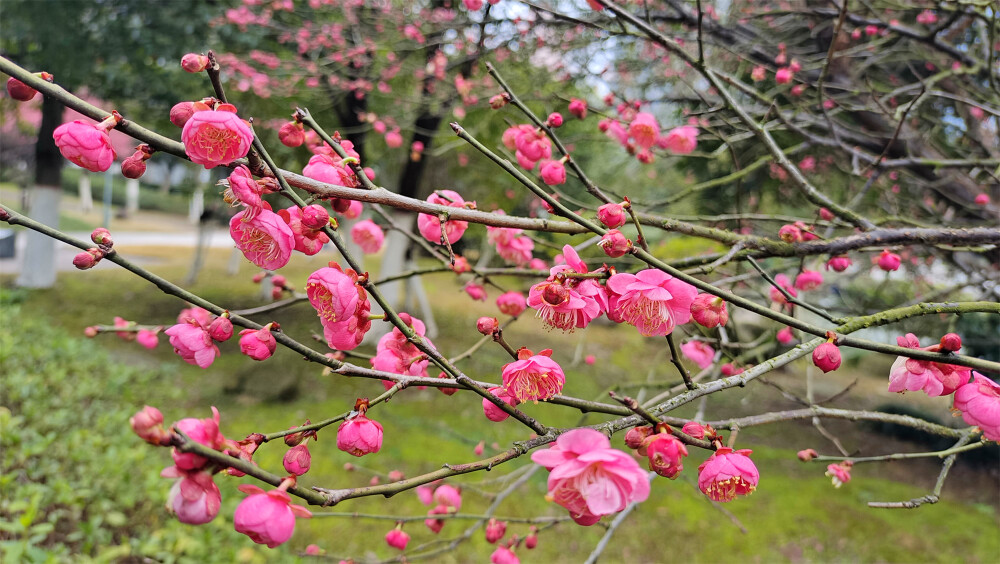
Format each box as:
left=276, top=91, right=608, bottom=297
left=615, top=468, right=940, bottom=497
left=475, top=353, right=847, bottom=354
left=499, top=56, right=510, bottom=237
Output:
left=2, top=245, right=998, bottom=563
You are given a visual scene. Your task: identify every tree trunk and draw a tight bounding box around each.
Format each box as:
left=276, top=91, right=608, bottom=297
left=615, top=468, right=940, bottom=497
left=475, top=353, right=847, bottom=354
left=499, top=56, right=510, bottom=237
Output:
left=17, top=94, right=64, bottom=288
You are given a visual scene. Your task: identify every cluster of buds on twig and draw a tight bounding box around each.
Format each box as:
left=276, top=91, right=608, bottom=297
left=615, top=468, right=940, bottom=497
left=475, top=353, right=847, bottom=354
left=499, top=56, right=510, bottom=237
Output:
left=73, top=228, right=115, bottom=270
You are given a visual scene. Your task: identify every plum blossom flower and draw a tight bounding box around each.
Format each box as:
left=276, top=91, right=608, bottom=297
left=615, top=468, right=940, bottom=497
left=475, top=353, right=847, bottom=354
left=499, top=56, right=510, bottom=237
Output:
left=230, top=209, right=295, bottom=270
left=483, top=386, right=520, bottom=422
left=53, top=114, right=120, bottom=172
left=234, top=484, right=312, bottom=548
left=371, top=313, right=436, bottom=382
left=540, top=159, right=567, bottom=186
left=527, top=245, right=607, bottom=332
left=501, top=348, right=565, bottom=402
left=794, top=270, right=824, bottom=291
left=826, top=255, right=852, bottom=272
left=307, top=263, right=371, bottom=351
left=531, top=429, right=650, bottom=525
left=171, top=407, right=228, bottom=471
left=642, top=432, right=688, bottom=479
left=491, top=546, right=519, bottom=564
left=164, top=322, right=220, bottom=369
left=659, top=125, right=698, bottom=154
left=351, top=219, right=385, bottom=254
left=182, top=104, right=254, bottom=168
left=825, top=461, right=853, bottom=488
left=417, top=190, right=473, bottom=244
left=681, top=340, right=715, bottom=370
left=597, top=202, right=628, bottom=229
left=222, top=166, right=264, bottom=219
left=278, top=205, right=330, bottom=256
left=953, top=373, right=1000, bottom=441
left=888, top=333, right=970, bottom=397
left=131, top=405, right=170, bottom=446
left=628, top=112, right=660, bottom=149
left=606, top=269, right=697, bottom=336
left=161, top=467, right=221, bottom=525
left=385, top=527, right=410, bottom=550
left=496, top=291, right=527, bottom=317
left=697, top=447, right=759, bottom=502
left=302, top=153, right=357, bottom=188
left=876, top=249, right=901, bottom=272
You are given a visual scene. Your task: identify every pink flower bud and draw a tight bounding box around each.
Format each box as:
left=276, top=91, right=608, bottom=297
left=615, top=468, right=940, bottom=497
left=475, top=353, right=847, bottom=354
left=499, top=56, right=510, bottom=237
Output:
left=584, top=354, right=595, bottom=365
left=300, top=204, right=330, bottom=231
left=270, top=275, right=287, bottom=289
left=642, top=432, right=689, bottom=479
left=483, top=386, right=520, bottom=422
left=181, top=53, right=210, bottom=73
left=596, top=202, right=628, bottom=229
left=452, top=256, right=471, bottom=273
left=474, top=440, right=485, bottom=455
left=797, top=448, right=818, bottom=461
left=526, top=527, right=538, bottom=549
left=540, top=159, right=566, bottom=186
left=974, top=193, right=990, bottom=206
left=121, top=153, right=147, bottom=179
left=546, top=112, right=563, bottom=127
left=163, top=469, right=222, bottom=525
left=826, top=255, right=852, bottom=272
left=73, top=248, right=103, bottom=270
left=477, top=316, right=499, bottom=335
left=6, top=77, right=37, bottom=101
left=137, top=329, right=159, bottom=349
left=775, top=67, right=793, bottom=84
left=778, top=224, right=802, bottom=242
left=624, top=425, right=654, bottom=450
left=130, top=405, right=171, bottom=445
left=54, top=115, right=120, bottom=173
left=877, top=249, right=901, bottom=272
left=812, top=342, right=842, bottom=373
left=385, top=527, right=409, bottom=550
left=489, top=93, right=509, bottom=109
left=234, top=484, right=312, bottom=547
left=681, top=421, right=706, bottom=439
left=720, top=363, right=743, bottom=376
left=819, top=207, right=834, bottom=221
left=690, top=294, right=728, bottom=328
left=252, top=272, right=266, bottom=284
left=825, top=461, right=853, bottom=488
left=794, top=270, right=824, bottom=291
left=491, top=546, right=519, bottom=564
left=305, top=545, right=322, bottom=555
left=465, top=282, right=487, bottom=301
left=170, top=101, right=196, bottom=127
left=238, top=325, right=277, bottom=361
left=283, top=443, right=312, bottom=476
left=939, top=333, right=961, bottom=352
left=278, top=121, right=305, bottom=147
left=207, top=316, right=233, bottom=342
left=84, top=326, right=99, bottom=338
left=598, top=229, right=631, bottom=258
left=568, top=98, right=587, bottom=119
left=777, top=327, right=795, bottom=345
left=485, top=518, right=507, bottom=544
left=91, top=227, right=113, bottom=246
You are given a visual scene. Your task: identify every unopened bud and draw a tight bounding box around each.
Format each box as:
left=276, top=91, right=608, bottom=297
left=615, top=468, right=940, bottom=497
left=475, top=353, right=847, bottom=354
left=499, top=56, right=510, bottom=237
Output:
left=73, top=248, right=103, bottom=270
left=84, top=326, right=99, bottom=338
left=271, top=274, right=288, bottom=288
left=121, top=154, right=146, bottom=179
left=170, top=101, right=196, bottom=127
left=476, top=316, right=499, bottom=336
left=525, top=527, right=538, bottom=549
left=91, top=227, right=113, bottom=246
left=624, top=425, right=654, bottom=450
left=283, top=443, right=312, bottom=476
left=598, top=229, right=632, bottom=258
left=279, top=121, right=305, bottom=147
left=207, top=316, right=234, bottom=342
left=181, top=53, right=210, bottom=73
left=300, top=204, right=330, bottom=231
left=489, top=93, right=509, bottom=109
left=130, top=405, right=172, bottom=446
left=939, top=333, right=961, bottom=352
left=546, top=112, right=563, bottom=127
left=797, top=448, right=818, bottom=462
left=252, top=272, right=266, bottom=284
left=271, top=286, right=284, bottom=300
left=6, top=77, right=37, bottom=101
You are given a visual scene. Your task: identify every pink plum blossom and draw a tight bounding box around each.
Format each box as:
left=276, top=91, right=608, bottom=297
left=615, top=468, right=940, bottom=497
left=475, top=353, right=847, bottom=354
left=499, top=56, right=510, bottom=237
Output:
left=888, top=333, right=971, bottom=397
left=794, top=270, right=824, bottom=291
left=659, top=125, right=698, bottom=154
left=137, top=329, right=159, bottom=350
left=337, top=411, right=383, bottom=457
left=351, top=219, right=385, bottom=254
left=485, top=518, right=507, bottom=543
left=877, top=249, right=901, bottom=271
left=161, top=467, right=221, bottom=525
left=224, top=165, right=264, bottom=219
left=681, top=340, right=715, bottom=370
left=230, top=209, right=295, bottom=270
left=182, top=104, right=254, bottom=168
left=278, top=205, right=330, bottom=256
left=496, top=291, right=527, bottom=317
left=306, top=263, right=371, bottom=351
left=642, top=432, right=688, bottom=479
left=825, top=461, right=853, bottom=488
left=531, top=429, right=650, bottom=525
left=164, top=322, right=220, bottom=369
left=953, top=373, right=1000, bottom=441
left=628, top=112, right=660, bottom=149
left=417, top=190, right=472, bottom=244
left=606, top=269, right=698, bottom=336
left=527, top=246, right=607, bottom=332
left=568, top=98, right=587, bottom=119
left=697, top=447, right=759, bottom=502
left=483, top=386, right=520, bottom=422
left=777, top=327, right=796, bottom=345
left=491, top=546, right=519, bottom=564
left=171, top=407, right=227, bottom=471
left=385, top=527, right=410, bottom=550
left=598, top=229, right=631, bottom=258
left=597, top=202, right=628, bottom=229
left=371, top=313, right=436, bottom=382
left=234, top=484, right=312, bottom=548
left=826, top=256, right=852, bottom=272
left=501, top=348, right=566, bottom=402
left=812, top=342, right=841, bottom=373
left=283, top=443, right=311, bottom=476
left=540, top=159, right=567, bottom=185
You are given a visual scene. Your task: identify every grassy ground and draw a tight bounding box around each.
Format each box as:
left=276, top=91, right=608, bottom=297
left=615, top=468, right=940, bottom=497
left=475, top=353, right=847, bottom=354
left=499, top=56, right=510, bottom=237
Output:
left=2, top=235, right=998, bottom=562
